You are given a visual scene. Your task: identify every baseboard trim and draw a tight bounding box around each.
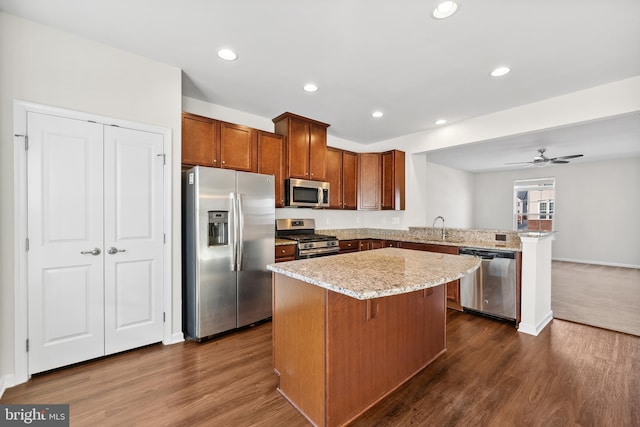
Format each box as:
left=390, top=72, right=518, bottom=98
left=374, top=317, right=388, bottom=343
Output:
left=552, top=258, right=640, bottom=269
left=518, top=311, right=554, bottom=336
left=0, top=374, right=17, bottom=399
left=164, top=332, right=185, bottom=345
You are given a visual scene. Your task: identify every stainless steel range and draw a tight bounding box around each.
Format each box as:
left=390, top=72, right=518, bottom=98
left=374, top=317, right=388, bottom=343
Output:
left=275, top=219, right=339, bottom=259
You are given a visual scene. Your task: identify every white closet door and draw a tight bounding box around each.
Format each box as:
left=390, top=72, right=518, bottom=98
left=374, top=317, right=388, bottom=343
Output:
left=103, top=126, right=164, bottom=355
left=27, top=112, right=105, bottom=374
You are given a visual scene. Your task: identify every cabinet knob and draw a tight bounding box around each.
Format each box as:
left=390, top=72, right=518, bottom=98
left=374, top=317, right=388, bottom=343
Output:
left=213, top=159, right=217, bottom=163
left=222, top=160, right=225, bottom=164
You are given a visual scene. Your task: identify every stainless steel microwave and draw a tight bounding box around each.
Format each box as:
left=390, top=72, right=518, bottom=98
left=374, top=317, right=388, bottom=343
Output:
left=285, top=178, right=330, bottom=208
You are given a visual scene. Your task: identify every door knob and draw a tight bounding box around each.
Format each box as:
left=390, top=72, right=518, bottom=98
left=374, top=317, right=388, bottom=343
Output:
left=107, top=247, right=127, bottom=255
left=80, top=248, right=101, bottom=256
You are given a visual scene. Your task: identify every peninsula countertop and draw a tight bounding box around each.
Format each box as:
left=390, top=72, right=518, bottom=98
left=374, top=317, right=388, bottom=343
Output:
left=267, top=247, right=481, bottom=300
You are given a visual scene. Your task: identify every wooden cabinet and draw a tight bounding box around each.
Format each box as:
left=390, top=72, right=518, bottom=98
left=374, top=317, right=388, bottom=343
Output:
left=181, top=113, right=257, bottom=172
left=358, top=239, right=385, bottom=251
left=326, top=147, right=358, bottom=209
left=339, top=240, right=360, bottom=253
left=342, top=151, right=358, bottom=209
left=400, top=242, right=462, bottom=310
left=182, top=113, right=217, bottom=167
left=273, top=274, right=446, bottom=427
left=219, top=121, right=256, bottom=172
left=358, top=150, right=405, bottom=211
left=358, top=153, right=381, bottom=210
left=381, top=150, right=405, bottom=210
left=257, top=131, right=285, bottom=207
left=273, top=112, right=330, bottom=181
left=275, top=244, right=296, bottom=263
left=383, top=240, right=401, bottom=248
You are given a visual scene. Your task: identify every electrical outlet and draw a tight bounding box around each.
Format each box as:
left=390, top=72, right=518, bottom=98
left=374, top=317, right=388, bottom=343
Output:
left=495, top=234, right=507, bottom=241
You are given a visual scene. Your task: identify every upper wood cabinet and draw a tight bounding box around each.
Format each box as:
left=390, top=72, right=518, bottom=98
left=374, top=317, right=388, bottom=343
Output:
left=219, top=121, right=257, bottom=172
left=326, top=147, right=358, bottom=210
left=181, top=113, right=257, bottom=172
left=273, top=112, right=330, bottom=181
left=358, top=153, right=381, bottom=210
left=357, top=150, right=405, bottom=211
left=381, top=150, right=405, bottom=210
left=257, top=130, right=285, bottom=208
left=182, top=113, right=218, bottom=167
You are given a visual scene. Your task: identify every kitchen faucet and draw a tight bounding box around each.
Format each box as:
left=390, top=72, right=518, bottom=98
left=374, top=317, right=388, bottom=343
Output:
left=433, top=216, right=446, bottom=240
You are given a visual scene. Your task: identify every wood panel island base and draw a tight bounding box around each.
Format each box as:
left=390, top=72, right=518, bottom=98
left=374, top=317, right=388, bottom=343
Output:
left=267, top=248, right=481, bottom=427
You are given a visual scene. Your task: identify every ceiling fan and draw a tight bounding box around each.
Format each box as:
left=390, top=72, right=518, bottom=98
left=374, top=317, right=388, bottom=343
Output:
left=506, top=148, right=584, bottom=167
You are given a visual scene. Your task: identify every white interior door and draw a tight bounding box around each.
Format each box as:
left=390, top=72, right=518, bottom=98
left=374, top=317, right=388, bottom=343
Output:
left=27, top=113, right=165, bottom=374
left=27, top=112, right=105, bottom=374
left=103, top=126, right=164, bottom=354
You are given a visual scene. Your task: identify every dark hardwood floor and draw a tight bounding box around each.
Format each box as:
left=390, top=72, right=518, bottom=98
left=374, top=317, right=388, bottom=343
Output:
left=2, top=310, right=638, bottom=426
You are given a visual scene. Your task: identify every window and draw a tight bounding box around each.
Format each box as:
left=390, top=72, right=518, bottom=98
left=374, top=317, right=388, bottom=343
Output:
left=514, top=178, right=555, bottom=232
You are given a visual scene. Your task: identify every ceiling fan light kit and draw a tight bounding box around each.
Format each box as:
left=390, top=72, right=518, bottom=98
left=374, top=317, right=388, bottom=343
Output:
left=506, top=148, right=584, bottom=168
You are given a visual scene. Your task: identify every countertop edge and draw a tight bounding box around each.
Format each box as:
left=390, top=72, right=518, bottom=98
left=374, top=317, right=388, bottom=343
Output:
left=267, top=253, right=480, bottom=300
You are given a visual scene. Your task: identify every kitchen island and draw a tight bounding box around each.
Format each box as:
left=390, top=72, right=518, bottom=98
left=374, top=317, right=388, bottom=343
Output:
left=267, top=248, right=481, bottom=427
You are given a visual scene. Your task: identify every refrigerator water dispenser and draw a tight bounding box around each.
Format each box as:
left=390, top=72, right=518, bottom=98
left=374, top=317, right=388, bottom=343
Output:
left=208, top=211, right=229, bottom=246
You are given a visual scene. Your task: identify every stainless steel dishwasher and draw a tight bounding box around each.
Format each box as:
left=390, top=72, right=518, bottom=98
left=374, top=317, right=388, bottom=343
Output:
left=459, top=248, right=517, bottom=322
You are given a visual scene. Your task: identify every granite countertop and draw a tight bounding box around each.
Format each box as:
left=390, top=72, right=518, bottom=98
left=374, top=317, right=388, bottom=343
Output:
left=275, top=238, right=297, bottom=246
left=321, top=228, right=522, bottom=251
left=267, top=248, right=481, bottom=300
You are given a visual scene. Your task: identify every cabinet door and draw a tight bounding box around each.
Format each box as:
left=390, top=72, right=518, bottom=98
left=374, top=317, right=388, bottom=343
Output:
left=369, top=240, right=384, bottom=250
left=339, top=240, right=359, bottom=253
left=275, top=245, right=296, bottom=262
left=309, top=123, right=327, bottom=180
left=342, top=151, right=358, bottom=209
left=219, top=121, right=256, bottom=172
left=182, top=113, right=218, bottom=167
left=358, top=153, right=381, bottom=210
left=257, top=131, right=285, bottom=207
left=381, top=150, right=405, bottom=210
left=288, top=118, right=311, bottom=179
left=326, top=147, right=343, bottom=209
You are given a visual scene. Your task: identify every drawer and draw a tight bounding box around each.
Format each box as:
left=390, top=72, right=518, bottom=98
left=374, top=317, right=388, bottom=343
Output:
left=339, top=240, right=359, bottom=253
left=275, top=244, right=296, bottom=262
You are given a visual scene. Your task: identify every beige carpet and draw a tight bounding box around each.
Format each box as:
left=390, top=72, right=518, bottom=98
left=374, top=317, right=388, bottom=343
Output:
left=552, top=261, right=640, bottom=336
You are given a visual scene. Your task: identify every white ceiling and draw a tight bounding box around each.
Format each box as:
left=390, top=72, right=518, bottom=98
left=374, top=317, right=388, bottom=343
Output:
left=1, top=0, right=639, bottom=169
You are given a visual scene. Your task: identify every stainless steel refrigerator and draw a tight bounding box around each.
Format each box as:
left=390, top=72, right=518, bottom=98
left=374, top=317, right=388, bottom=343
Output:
left=182, top=166, right=275, bottom=340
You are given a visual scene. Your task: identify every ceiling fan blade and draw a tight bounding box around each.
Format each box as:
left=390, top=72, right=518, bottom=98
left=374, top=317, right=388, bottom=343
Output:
left=555, top=154, right=583, bottom=160
left=551, top=160, right=569, bottom=164
left=505, top=161, right=534, bottom=165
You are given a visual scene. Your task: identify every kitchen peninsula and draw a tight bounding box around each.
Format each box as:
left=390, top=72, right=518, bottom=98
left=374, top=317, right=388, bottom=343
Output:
left=267, top=248, right=481, bottom=427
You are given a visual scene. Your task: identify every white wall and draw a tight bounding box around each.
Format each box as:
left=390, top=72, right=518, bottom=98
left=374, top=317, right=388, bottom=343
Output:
left=473, top=157, right=640, bottom=267
left=424, top=162, right=474, bottom=228
left=0, top=13, right=182, bottom=384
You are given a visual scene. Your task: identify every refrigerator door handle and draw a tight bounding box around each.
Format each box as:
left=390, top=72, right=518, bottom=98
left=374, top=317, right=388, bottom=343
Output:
left=237, top=193, right=244, bottom=271
left=231, top=192, right=238, bottom=271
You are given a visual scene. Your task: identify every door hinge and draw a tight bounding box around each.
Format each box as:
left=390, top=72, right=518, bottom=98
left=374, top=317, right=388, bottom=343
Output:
left=26, top=339, right=29, bottom=352
left=163, top=233, right=166, bottom=244
left=163, top=312, right=166, bottom=323
left=157, top=153, right=166, bottom=165
left=25, top=238, right=29, bottom=252
left=15, top=134, right=28, bottom=150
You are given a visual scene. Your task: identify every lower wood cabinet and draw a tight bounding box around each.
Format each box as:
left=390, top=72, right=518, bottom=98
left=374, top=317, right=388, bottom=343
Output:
left=398, top=242, right=462, bottom=310
left=275, top=244, right=296, bottom=263
left=339, top=240, right=360, bottom=253
left=273, top=274, right=446, bottom=427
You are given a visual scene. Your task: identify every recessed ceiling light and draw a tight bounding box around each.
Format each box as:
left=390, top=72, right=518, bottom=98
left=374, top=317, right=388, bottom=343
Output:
left=434, top=119, right=447, bottom=125
left=217, top=48, right=237, bottom=61
left=432, top=1, right=458, bottom=19
left=303, top=83, right=318, bottom=92
left=490, top=66, right=511, bottom=77
left=371, top=111, right=384, bottom=118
